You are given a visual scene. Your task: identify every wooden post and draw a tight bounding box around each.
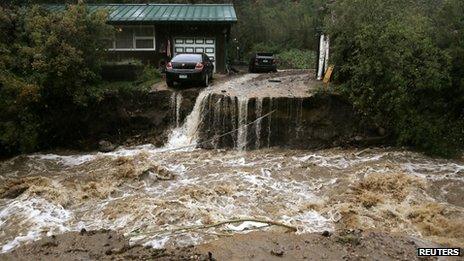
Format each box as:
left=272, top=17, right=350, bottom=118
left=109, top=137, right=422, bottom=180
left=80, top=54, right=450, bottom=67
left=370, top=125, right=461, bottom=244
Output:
left=323, top=65, right=334, bottom=87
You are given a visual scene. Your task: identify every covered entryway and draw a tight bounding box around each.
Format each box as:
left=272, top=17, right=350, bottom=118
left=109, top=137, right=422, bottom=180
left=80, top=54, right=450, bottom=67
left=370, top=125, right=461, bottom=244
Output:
left=174, top=37, right=216, bottom=72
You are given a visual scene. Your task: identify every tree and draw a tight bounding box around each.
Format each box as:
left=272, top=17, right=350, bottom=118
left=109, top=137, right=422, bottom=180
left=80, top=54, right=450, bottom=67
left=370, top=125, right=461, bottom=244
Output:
left=0, top=3, right=111, bottom=155
left=327, top=0, right=464, bottom=157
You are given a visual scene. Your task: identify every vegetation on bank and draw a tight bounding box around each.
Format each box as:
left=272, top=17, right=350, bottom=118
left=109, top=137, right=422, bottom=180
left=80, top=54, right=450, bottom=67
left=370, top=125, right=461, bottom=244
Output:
left=0, top=4, right=159, bottom=156
left=327, top=0, right=464, bottom=157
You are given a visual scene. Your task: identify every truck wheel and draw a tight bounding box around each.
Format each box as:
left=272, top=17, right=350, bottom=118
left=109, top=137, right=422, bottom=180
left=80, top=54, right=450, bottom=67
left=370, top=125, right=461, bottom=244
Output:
left=166, top=80, right=174, bottom=88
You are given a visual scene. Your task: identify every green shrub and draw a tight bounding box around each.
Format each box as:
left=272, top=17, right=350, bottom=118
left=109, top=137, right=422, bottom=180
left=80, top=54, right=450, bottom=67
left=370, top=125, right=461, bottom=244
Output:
left=277, top=49, right=316, bottom=69
left=138, top=65, right=162, bottom=84
left=327, top=0, right=464, bottom=157
left=0, top=3, right=112, bottom=155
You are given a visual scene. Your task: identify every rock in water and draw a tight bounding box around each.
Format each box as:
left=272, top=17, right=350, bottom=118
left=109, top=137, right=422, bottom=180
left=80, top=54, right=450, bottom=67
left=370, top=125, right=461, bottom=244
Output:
left=98, top=140, right=116, bottom=152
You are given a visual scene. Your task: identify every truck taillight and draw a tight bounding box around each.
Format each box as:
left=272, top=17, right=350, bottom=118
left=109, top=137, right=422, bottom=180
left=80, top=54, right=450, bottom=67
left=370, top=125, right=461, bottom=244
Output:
left=195, top=62, right=204, bottom=70
left=166, top=62, right=173, bottom=70
left=273, top=59, right=277, bottom=64
left=255, top=59, right=259, bottom=65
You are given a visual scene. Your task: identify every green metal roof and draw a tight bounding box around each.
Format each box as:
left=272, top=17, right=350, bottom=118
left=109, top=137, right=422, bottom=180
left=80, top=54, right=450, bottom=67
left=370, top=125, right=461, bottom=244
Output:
left=45, top=4, right=237, bottom=23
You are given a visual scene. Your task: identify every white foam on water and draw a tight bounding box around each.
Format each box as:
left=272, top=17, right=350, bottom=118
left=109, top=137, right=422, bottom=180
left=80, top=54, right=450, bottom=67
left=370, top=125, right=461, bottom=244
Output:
left=30, top=154, right=96, bottom=167
left=293, top=153, right=385, bottom=169
left=402, top=161, right=464, bottom=181
left=104, top=144, right=160, bottom=157
left=0, top=197, right=72, bottom=253
left=3, top=148, right=463, bottom=253
left=141, top=235, right=170, bottom=249
left=283, top=210, right=333, bottom=234
left=225, top=157, right=257, bottom=167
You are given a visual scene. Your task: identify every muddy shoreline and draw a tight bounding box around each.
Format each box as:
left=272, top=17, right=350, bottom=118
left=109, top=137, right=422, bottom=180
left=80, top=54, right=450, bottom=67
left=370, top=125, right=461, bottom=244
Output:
left=0, top=229, right=446, bottom=260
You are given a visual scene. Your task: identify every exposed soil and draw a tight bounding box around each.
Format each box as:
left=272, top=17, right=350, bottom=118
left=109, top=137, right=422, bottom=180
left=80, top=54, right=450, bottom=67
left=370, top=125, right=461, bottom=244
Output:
left=0, top=230, right=204, bottom=261
left=0, top=229, right=447, bottom=260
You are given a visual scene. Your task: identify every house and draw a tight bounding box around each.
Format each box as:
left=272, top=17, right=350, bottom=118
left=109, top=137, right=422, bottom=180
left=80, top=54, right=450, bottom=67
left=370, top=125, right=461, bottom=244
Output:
left=46, top=4, right=237, bottom=73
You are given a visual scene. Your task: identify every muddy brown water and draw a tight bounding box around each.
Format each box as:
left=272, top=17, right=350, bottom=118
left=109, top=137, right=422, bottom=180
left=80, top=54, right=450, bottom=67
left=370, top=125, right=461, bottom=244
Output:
left=1, top=146, right=463, bottom=253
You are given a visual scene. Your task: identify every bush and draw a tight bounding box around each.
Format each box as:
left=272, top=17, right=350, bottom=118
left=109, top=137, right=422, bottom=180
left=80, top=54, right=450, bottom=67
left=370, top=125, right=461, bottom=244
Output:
left=327, top=0, right=464, bottom=157
left=277, top=49, right=316, bottom=69
left=0, top=3, right=112, bottom=155
left=138, top=65, right=162, bottom=84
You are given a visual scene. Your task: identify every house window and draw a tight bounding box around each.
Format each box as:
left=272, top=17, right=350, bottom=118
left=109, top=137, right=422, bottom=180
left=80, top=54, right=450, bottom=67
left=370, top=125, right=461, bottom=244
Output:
left=110, top=25, right=155, bottom=51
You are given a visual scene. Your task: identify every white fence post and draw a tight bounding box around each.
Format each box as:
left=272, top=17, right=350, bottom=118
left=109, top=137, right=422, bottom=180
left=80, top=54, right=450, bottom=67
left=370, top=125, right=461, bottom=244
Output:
left=317, top=34, right=326, bottom=80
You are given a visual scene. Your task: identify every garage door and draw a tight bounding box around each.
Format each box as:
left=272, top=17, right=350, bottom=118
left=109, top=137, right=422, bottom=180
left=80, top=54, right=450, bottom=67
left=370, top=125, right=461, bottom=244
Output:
left=174, top=37, right=216, bottom=72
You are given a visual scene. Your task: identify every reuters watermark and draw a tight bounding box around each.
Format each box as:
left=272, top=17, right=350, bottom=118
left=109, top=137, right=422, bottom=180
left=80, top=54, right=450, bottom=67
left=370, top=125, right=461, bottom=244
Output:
left=417, top=248, right=461, bottom=257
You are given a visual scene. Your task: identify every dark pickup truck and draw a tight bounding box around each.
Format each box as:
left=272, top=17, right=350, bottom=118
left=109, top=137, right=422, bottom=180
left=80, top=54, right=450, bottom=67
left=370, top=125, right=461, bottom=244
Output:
left=249, top=53, right=278, bottom=73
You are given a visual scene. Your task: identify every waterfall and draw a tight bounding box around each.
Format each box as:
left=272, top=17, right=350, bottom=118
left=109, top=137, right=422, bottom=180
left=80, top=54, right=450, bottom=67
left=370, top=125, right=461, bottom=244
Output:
left=212, top=96, right=224, bottom=149
left=255, top=98, right=263, bottom=149
left=237, top=97, right=249, bottom=151
left=175, top=93, right=183, bottom=127
left=165, top=90, right=210, bottom=149
left=162, top=73, right=355, bottom=152
left=170, top=93, right=176, bottom=125
left=170, top=92, right=183, bottom=127
left=165, top=74, right=257, bottom=149
left=267, top=98, right=273, bottom=148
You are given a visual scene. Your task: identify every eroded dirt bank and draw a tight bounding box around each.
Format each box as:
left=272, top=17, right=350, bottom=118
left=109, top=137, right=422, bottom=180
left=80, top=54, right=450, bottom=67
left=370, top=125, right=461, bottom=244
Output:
left=0, top=229, right=442, bottom=260
left=73, top=70, right=379, bottom=152
left=78, top=87, right=201, bottom=149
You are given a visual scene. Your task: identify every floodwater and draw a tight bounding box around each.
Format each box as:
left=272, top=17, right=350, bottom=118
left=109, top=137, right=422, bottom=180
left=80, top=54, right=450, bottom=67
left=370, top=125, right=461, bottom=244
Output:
left=1, top=147, right=463, bottom=252
left=1, top=72, right=463, bottom=252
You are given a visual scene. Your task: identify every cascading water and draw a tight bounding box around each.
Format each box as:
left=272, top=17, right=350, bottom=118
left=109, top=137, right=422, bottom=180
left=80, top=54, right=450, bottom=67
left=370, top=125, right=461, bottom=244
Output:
left=165, top=90, right=211, bottom=149
left=170, top=92, right=183, bottom=128
left=165, top=74, right=261, bottom=150
left=164, top=72, right=357, bottom=151
left=267, top=98, right=273, bottom=148
left=236, top=97, right=249, bottom=151
left=255, top=98, right=263, bottom=149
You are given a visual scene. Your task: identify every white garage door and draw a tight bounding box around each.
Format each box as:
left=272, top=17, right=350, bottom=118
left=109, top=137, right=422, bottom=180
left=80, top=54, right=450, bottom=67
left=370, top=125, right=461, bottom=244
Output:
left=174, top=37, right=216, bottom=72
